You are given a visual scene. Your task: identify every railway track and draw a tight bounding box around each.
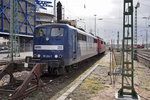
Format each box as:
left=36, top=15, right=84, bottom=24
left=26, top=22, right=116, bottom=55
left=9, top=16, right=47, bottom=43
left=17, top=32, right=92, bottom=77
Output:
left=135, top=49, right=150, bottom=68
left=0, top=58, right=24, bottom=66
left=0, top=54, right=105, bottom=100
left=113, top=51, right=122, bottom=65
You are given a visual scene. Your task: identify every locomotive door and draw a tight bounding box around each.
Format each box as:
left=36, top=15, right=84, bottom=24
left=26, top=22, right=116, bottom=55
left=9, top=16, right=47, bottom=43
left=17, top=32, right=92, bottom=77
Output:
left=72, top=30, right=77, bottom=59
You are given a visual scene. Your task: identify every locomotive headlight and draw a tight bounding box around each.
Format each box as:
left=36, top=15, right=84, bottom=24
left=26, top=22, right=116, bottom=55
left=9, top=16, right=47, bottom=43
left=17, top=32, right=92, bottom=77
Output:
left=37, top=54, right=41, bottom=58
left=54, top=54, right=58, bottom=58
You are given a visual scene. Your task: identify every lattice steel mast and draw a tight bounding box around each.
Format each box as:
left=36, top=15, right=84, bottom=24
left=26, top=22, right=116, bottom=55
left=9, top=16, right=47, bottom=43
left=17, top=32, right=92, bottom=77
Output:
left=134, top=2, right=140, bottom=46
left=9, top=0, right=20, bottom=61
left=118, top=0, right=138, bottom=99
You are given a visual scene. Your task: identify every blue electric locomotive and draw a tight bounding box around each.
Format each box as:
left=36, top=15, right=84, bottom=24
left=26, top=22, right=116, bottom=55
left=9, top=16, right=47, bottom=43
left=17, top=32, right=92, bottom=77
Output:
left=33, top=23, right=98, bottom=74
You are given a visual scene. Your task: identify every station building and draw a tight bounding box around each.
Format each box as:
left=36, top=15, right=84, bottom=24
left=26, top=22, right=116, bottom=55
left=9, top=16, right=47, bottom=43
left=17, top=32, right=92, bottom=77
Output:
left=0, top=0, right=55, bottom=52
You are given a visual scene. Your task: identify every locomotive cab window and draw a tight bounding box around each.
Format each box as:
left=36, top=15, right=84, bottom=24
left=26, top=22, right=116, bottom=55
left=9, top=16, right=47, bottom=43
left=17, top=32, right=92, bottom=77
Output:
left=51, top=28, right=64, bottom=37
left=36, top=28, right=46, bottom=37
left=94, top=39, right=97, bottom=43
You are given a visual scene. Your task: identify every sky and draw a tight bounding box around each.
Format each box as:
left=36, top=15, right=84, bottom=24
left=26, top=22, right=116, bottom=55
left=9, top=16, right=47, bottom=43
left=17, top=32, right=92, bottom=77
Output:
left=42, top=0, right=150, bottom=44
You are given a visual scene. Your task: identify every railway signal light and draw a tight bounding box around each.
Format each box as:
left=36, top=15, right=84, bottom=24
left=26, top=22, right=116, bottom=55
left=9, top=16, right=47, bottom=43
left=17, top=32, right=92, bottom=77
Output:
left=57, top=1, right=62, bottom=22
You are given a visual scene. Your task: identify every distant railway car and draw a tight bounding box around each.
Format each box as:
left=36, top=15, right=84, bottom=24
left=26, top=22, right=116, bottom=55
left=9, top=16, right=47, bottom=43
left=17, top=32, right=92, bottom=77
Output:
left=32, top=24, right=99, bottom=74
left=136, top=44, right=144, bottom=48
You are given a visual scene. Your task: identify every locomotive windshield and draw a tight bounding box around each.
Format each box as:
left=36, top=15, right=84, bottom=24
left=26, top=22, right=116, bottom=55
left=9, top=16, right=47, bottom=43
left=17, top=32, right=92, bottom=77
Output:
left=36, top=28, right=46, bottom=37
left=51, top=28, right=64, bottom=37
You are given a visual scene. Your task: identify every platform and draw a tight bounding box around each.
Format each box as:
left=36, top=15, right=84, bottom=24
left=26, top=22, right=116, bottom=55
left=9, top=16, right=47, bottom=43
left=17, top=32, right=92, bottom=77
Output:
left=0, top=52, right=33, bottom=61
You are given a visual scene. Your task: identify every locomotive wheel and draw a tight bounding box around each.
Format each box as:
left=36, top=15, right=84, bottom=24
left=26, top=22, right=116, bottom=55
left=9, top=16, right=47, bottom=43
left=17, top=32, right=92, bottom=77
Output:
left=54, top=69, right=60, bottom=75
left=48, top=67, right=66, bottom=75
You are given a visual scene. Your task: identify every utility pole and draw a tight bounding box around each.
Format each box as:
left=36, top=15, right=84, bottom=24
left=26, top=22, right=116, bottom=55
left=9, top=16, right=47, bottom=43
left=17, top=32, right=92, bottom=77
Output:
left=62, top=7, right=65, bottom=20
left=54, top=0, right=56, bottom=20
left=94, top=14, right=97, bottom=36
left=134, top=2, right=140, bottom=46
left=146, top=30, right=148, bottom=49
left=117, top=31, right=119, bottom=51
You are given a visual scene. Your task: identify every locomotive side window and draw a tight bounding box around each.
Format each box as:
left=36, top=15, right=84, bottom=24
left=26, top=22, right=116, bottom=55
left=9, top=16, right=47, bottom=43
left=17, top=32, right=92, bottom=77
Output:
left=82, top=35, right=87, bottom=41
left=51, top=28, right=64, bottom=36
left=78, top=33, right=82, bottom=40
left=78, top=33, right=87, bottom=41
left=36, top=28, right=46, bottom=37
left=101, top=41, right=103, bottom=44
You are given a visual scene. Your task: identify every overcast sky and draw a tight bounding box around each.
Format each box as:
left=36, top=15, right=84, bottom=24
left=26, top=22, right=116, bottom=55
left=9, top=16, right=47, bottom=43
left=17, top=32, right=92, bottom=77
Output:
left=44, top=0, right=150, bottom=44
